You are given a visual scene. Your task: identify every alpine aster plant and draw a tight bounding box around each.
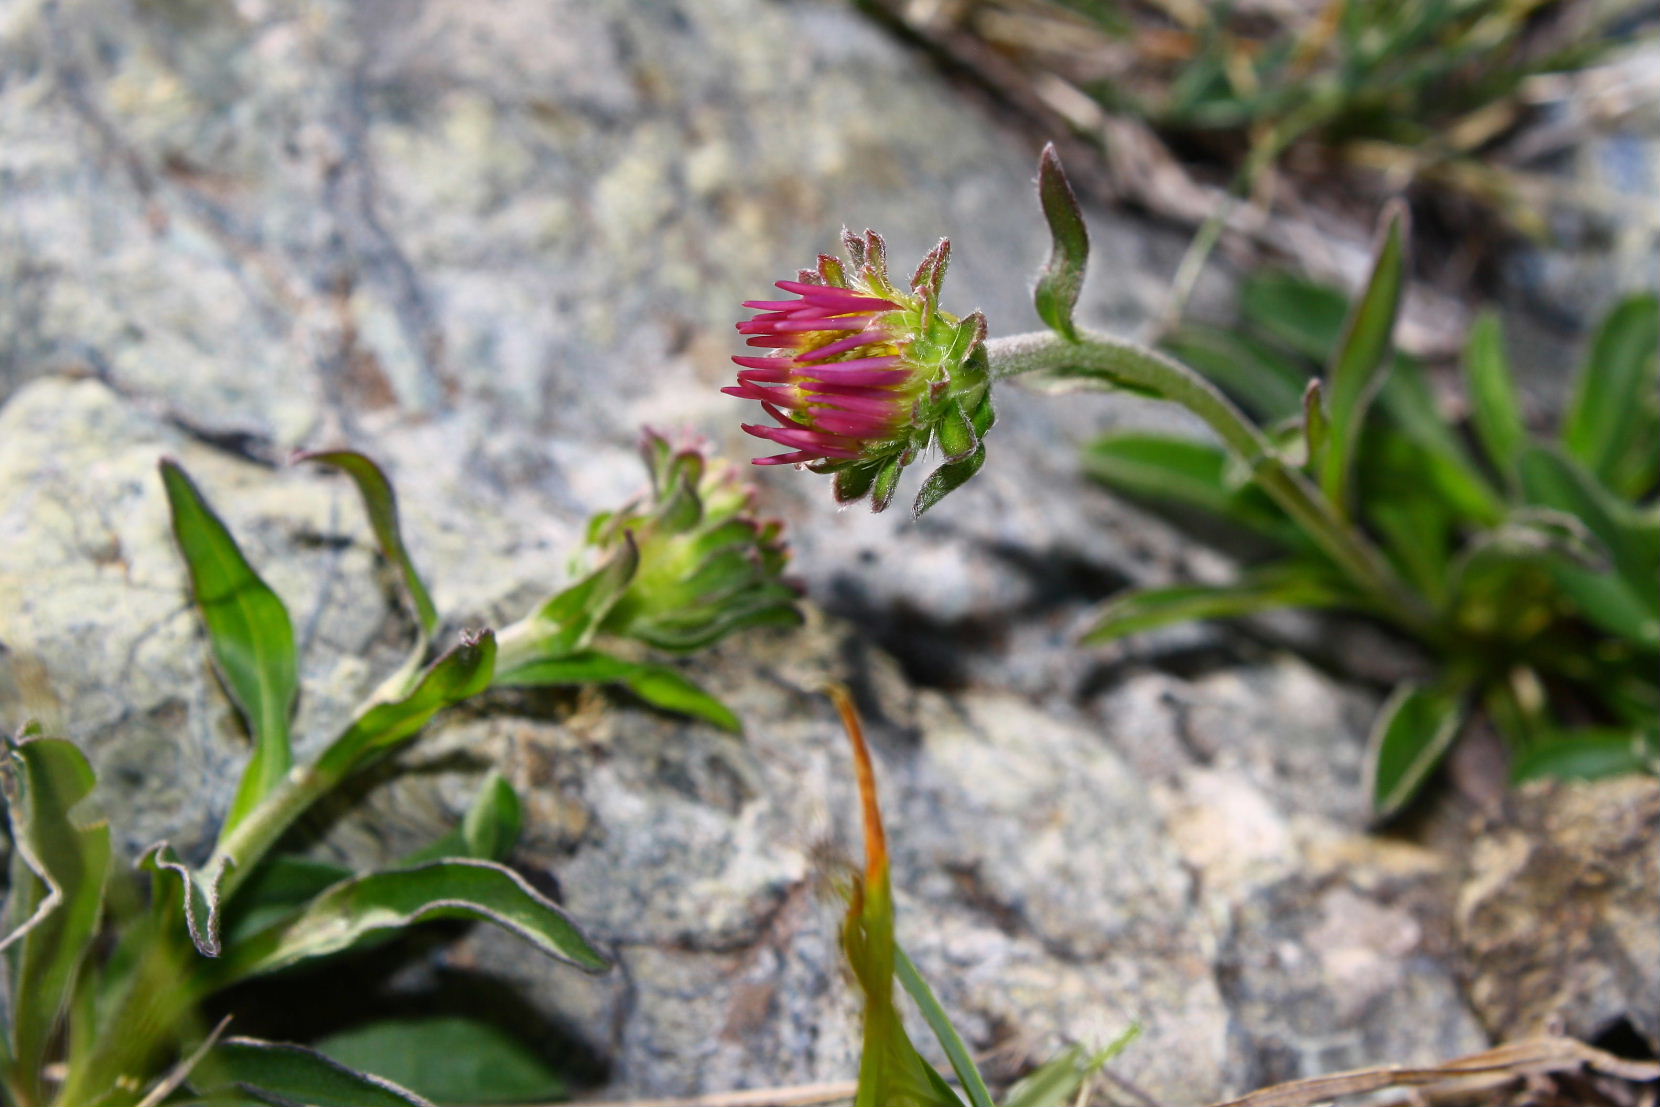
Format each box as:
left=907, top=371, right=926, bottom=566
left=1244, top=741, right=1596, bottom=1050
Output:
left=726, top=229, right=995, bottom=515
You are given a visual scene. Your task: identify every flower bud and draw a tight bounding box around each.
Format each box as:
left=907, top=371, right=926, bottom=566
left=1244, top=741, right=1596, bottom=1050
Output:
left=586, top=429, right=801, bottom=651
left=726, top=230, right=995, bottom=514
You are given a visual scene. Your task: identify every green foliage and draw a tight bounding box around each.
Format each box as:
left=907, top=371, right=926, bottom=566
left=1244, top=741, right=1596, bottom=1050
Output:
left=0, top=442, right=799, bottom=1105
left=1033, top=142, right=1089, bottom=344
left=1084, top=228, right=1660, bottom=816
left=828, top=689, right=1137, bottom=1107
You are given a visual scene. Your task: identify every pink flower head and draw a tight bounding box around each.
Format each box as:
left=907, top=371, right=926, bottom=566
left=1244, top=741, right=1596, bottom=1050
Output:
left=725, top=230, right=994, bottom=514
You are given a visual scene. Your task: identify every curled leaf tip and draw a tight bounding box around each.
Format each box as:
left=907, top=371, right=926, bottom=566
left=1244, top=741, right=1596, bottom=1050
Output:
left=826, top=684, right=887, bottom=887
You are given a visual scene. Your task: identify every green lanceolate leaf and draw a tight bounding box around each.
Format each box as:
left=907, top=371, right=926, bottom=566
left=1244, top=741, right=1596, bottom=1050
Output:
left=1083, top=569, right=1348, bottom=643
left=1365, top=683, right=1466, bottom=821
left=404, top=771, right=523, bottom=866
left=1239, top=271, right=1349, bottom=360
left=313, top=632, right=496, bottom=781
left=1512, top=728, right=1658, bottom=783
left=194, top=1037, right=434, bottom=1107
left=1463, top=311, right=1526, bottom=483
left=1318, top=203, right=1408, bottom=515
left=894, top=946, right=995, bottom=1107
left=212, top=859, right=609, bottom=984
left=1518, top=446, right=1660, bottom=647
left=316, top=1016, right=568, bottom=1106
left=496, top=649, right=741, bottom=733
left=1033, top=143, right=1090, bottom=343
left=1302, top=379, right=1330, bottom=471
left=1563, top=292, right=1660, bottom=487
left=161, top=460, right=299, bottom=832
left=297, top=451, right=440, bottom=641
left=1001, top=1024, right=1142, bottom=1107
left=1082, top=433, right=1298, bottom=546
left=221, top=854, right=353, bottom=950
left=1161, top=324, right=1309, bottom=421
left=0, top=735, right=112, bottom=1099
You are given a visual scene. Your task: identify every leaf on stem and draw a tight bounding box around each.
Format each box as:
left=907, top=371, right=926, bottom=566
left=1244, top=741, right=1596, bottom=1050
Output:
left=313, top=631, right=497, bottom=781
left=1000, top=1023, right=1142, bottom=1107
left=213, top=859, right=609, bottom=983
left=1033, top=143, right=1090, bottom=343
left=141, top=842, right=231, bottom=958
left=316, top=1016, right=569, bottom=1106
left=1462, top=311, right=1526, bottom=483
left=1562, top=292, right=1660, bottom=490
left=404, top=771, right=524, bottom=866
left=495, top=649, right=741, bottom=733
left=1317, top=202, right=1408, bottom=515
left=507, top=537, right=641, bottom=665
left=1365, top=683, right=1465, bottom=821
left=193, top=1037, right=435, bottom=1107
left=161, top=460, right=299, bottom=833
left=295, top=450, right=440, bottom=642
left=0, top=733, right=112, bottom=1097
left=1083, top=569, right=1348, bottom=643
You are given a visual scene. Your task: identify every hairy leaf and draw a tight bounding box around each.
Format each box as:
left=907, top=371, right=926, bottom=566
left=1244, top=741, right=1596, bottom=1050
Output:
left=296, top=450, right=439, bottom=641
left=213, top=859, right=609, bottom=983
left=1033, top=143, right=1090, bottom=343
left=313, top=632, right=496, bottom=780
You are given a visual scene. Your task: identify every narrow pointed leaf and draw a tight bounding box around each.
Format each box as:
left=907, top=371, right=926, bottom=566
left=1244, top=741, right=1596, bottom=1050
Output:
left=1302, top=379, right=1329, bottom=471
left=1463, top=311, right=1526, bottom=482
left=313, top=632, right=496, bottom=781
left=1563, top=292, right=1659, bottom=484
left=895, top=945, right=995, bottom=1107
left=1240, top=271, right=1349, bottom=360
left=0, top=736, right=112, bottom=1097
left=1376, top=359, right=1503, bottom=526
left=1161, top=324, right=1308, bottom=420
left=1082, top=434, right=1298, bottom=546
left=830, top=687, right=966, bottom=1107
left=195, top=1037, right=433, bottom=1107
left=212, top=859, right=609, bottom=983
left=1033, top=143, right=1089, bottom=343
left=1001, top=1023, right=1141, bottom=1107
left=297, top=451, right=439, bottom=640
left=496, top=649, right=741, bottom=732
left=404, top=771, right=523, bottom=866
left=1512, top=729, right=1658, bottom=783
left=161, top=460, right=298, bottom=831
left=1318, top=204, right=1408, bottom=513
left=1365, top=683, right=1465, bottom=821
left=870, top=457, right=905, bottom=514
left=1084, top=570, right=1348, bottom=643
left=913, top=445, right=986, bottom=520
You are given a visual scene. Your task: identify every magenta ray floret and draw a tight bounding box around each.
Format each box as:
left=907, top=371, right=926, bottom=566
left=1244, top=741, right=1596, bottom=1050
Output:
left=723, top=230, right=994, bottom=514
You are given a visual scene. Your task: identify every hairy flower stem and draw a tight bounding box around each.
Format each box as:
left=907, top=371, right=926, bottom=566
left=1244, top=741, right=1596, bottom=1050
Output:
left=986, top=330, right=1435, bottom=635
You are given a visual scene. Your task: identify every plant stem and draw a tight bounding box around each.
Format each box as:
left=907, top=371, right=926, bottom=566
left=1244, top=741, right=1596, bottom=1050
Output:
left=986, top=330, right=1434, bottom=634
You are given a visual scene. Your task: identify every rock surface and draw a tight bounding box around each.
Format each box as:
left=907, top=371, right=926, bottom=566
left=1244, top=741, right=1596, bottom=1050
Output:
left=0, top=0, right=1653, bottom=1101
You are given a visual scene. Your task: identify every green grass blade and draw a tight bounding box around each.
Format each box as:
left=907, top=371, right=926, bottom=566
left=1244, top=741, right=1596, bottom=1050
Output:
left=894, top=945, right=995, bottom=1107
left=161, top=460, right=298, bottom=832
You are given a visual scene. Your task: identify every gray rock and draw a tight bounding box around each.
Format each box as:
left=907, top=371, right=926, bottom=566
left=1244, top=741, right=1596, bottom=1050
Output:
left=0, top=0, right=1651, bottom=1102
